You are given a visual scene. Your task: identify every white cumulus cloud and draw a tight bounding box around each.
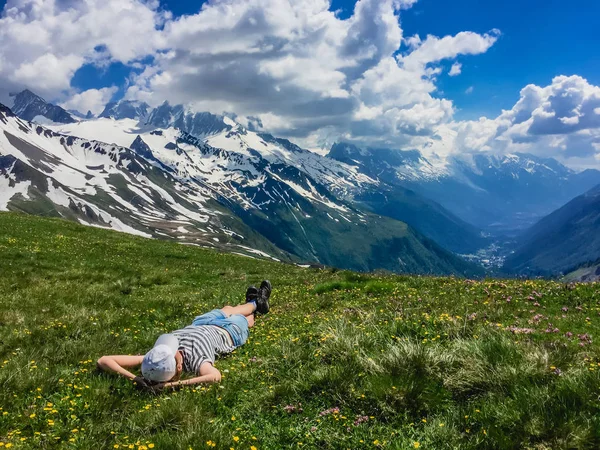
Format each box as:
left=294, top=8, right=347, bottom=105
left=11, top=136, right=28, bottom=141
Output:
left=0, top=0, right=167, bottom=102
left=421, top=75, right=600, bottom=168
left=60, top=87, right=119, bottom=115
left=10, top=1, right=600, bottom=167
left=0, top=0, right=501, bottom=149
left=449, top=62, right=462, bottom=76
left=122, top=0, right=499, bottom=149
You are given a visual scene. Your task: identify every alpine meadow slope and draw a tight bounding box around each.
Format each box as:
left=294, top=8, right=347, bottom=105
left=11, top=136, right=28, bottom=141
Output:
left=1, top=212, right=600, bottom=449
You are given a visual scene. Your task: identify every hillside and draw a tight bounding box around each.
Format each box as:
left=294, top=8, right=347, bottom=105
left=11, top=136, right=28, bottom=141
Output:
left=564, top=259, right=600, bottom=283
left=1, top=212, right=600, bottom=449
left=504, top=184, right=600, bottom=276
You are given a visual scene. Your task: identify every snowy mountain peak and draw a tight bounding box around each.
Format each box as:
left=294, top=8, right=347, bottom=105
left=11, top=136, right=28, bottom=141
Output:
left=328, top=142, right=448, bottom=181
left=144, top=103, right=233, bottom=139
left=99, top=100, right=150, bottom=121
left=144, top=101, right=182, bottom=128
left=10, top=89, right=76, bottom=124
left=325, top=141, right=600, bottom=231
left=462, top=152, right=574, bottom=179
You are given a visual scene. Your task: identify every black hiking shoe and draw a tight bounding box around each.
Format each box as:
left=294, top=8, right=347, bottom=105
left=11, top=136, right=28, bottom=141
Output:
left=256, top=280, right=271, bottom=315
left=245, top=285, right=259, bottom=303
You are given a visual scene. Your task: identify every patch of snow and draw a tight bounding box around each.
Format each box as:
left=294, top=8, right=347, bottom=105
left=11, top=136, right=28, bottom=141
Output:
left=0, top=173, right=30, bottom=209
left=48, top=118, right=142, bottom=148
left=222, top=116, right=237, bottom=127
left=32, top=115, right=61, bottom=126
left=47, top=181, right=152, bottom=238
left=231, top=252, right=256, bottom=259
left=46, top=181, right=72, bottom=207
left=235, top=245, right=280, bottom=261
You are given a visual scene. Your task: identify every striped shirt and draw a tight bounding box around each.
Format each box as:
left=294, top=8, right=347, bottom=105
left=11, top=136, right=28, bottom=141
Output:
left=172, top=325, right=235, bottom=374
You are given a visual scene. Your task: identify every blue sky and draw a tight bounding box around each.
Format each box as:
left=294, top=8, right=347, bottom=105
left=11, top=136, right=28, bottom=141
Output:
left=1, top=0, right=599, bottom=167
left=409, top=0, right=600, bottom=119
left=335, top=0, right=600, bottom=120
left=58, top=0, right=600, bottom=120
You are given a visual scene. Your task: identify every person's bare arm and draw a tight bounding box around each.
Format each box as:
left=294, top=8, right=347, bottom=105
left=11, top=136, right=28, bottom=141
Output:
left=159, top=362, right=221, bottom=389
left=97, top=355, right=143, bottom=380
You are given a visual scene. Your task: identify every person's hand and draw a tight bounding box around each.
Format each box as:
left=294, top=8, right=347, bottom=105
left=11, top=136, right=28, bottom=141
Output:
left=132, top=377, right=164, bottom=394
left=132, top=376, right=150, bottom=391
left=149, top=382, right=166, bottom=394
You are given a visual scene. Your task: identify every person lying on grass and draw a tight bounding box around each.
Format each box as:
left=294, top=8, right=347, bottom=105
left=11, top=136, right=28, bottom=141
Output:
left=97, top=280, right=271, bottom=392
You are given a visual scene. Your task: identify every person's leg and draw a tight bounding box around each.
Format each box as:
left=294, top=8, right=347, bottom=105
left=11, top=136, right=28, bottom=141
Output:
left=220, top=312, right=251, bottom=344
left=191, top=309, right=223, bottom=326
left=221, top=303, right=256, bottom=318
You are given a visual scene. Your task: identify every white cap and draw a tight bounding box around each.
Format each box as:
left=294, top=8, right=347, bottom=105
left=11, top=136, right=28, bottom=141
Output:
left=141, top=334, right=180, bottom=382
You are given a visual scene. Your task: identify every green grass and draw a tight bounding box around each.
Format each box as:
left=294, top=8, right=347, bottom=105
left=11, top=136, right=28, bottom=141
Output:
left=1, top=212, right=600, bottom=449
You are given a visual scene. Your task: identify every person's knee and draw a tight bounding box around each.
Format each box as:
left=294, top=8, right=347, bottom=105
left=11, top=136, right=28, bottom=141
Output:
left=220, top=306, right=233, bottom=317
left=96, top=356, right=108, bottom=371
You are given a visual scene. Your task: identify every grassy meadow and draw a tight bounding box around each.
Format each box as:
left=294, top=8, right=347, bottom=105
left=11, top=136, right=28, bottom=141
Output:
left=1, top=212, right=600, bottom=449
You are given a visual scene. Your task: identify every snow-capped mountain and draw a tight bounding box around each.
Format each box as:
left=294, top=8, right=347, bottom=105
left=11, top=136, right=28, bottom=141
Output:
left=0, top=102, right=287, bottom=261
left=9, top=90, right=76, bottom=124
left=328, top=143, right=600, bottom=233
left=203, top=126, right=486, bottom=253
left=145, top=101, right=233, bottom=138
left=99, top=100, right=150, bottom=120
left=329, top=143, right=450, bottom=182
left=68, top=109, right=94, bottom=120
left=1, top=101, right=480, bottom=275
left=48, top=108, right=486, bottom=254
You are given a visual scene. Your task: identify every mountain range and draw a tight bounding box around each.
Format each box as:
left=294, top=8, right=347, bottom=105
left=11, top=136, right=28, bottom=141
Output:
left=38, top=95, right=488, bottom=255
left=99, top=100, right=150, bottom=121
left=328, top=143, right=600, bottom=234
left=0, top=94, right=480, bottom=276
left=2, top=88, right=600, bottom=277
